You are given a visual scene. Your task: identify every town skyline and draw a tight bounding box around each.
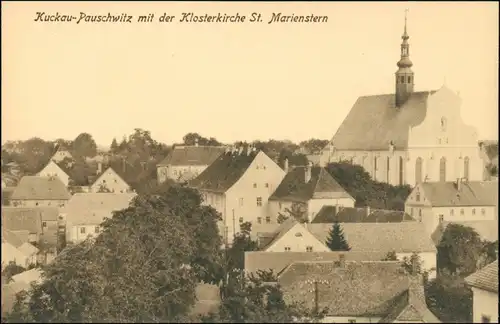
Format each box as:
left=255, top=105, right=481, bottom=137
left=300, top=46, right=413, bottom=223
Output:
left=2, top=2, right=498, bottom=147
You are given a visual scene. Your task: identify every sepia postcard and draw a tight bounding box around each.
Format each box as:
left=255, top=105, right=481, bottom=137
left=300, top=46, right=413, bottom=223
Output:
left=1, top=2, right=498, bottom=323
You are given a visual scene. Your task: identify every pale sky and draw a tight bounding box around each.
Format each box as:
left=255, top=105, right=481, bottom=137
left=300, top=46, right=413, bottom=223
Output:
left=2, top=1, right=498, bottom=147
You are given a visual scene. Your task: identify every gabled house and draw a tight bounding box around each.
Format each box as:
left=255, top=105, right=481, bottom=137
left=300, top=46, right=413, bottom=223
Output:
left=1, top=230, right=38, bottom=269
left=268, top=161, right=355, bottom=223
left=189, top=146, right=286, bottom=244
left=405, top=179, right=498, bottom=234
left=89, top=167, right=132, bottom=193
left=62, top=192, right=136, bottom=243
left=465, top=260, right=498, bottom=323
left=256, top=219, right=437, bottom=276
left=312, top=205, right=415, bottom=223
left=10, top=176, right=71, bottom=207
left=51, top=149, right=73, bottom=163
left=157, top=143, right=226, bottom=183
left=274, top=259, right=441, bottom=322
left=37, top=160, right=71, bottom=187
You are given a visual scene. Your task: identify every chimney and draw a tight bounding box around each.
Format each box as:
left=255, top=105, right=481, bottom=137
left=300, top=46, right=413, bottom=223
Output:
left=456, top=178, right=461, bottom=191
left=305, top=161, right=313, bottom=183
left=97, top=162, right=102, bottom=174
left=338, top=254, right=346, bottom=267
left=247, top=145, right=252, bottom=156
left=238, top=146, right=244, bottom=155
left=194, top=138, right=199, bottom=147
left=389, top=141, right=395, bottom=154
left=284, top=158, right=289, bottom=173
left=366, top=206, right=371, bottom=217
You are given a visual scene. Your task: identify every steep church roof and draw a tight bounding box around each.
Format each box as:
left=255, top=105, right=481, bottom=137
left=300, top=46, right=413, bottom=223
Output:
left=157, top=145, right=225, bottom=167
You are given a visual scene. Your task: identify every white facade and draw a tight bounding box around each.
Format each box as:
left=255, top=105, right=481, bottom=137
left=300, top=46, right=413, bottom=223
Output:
left=90, top=168, right=131, bottom=193
left=471, top=287, right=498, bottom=323
left=157, top=165, right=208, bottom=183
left=37, top=161, right=70, bottom=187
left=68, top=224, right=101, bottom=243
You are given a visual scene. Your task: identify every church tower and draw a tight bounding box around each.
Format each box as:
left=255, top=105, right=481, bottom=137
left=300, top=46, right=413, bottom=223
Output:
left=395, top=10, right=414, bottom=107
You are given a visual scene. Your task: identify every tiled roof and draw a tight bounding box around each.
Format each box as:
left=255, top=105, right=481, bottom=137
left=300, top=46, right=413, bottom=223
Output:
left=329, top=90, right=437, bottom=151
left=431, top=221, right=499, bottom=246
left=157, top=145, right=225, bottom=166
left=307, top=222, right=436, bottom=253
left=2, top=229, right=25, bottom=248
left=188, top=150, right=262, bottom=193
left=420, top=181, right=498, bottom=207
left=10, top=176, right=71, bottom=201
left=465, top=260, right=498, bottom=293
left=312, top=205, right=415, bottom=223
left=2, top=206, right=60, bottom=222
left=1, top=241, right=27, bottom=267
left=278, top=261, right=410, bottom=316
left=244, top=251, right=387, bottom=275
left=90, top=167, right=131, bottom=189
left=1, top=207, right=43, bottom=234
left=62, top=193, right=136, bottom=226
left=17, top=242, right=39, bottom=256
left=269, top=166, right=353, bottom=202
left=11, top=268, right=44, bottom=285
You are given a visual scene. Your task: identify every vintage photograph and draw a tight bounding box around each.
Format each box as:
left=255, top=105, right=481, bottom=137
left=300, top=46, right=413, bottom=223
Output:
left=1, top=1, right=498, bottom=323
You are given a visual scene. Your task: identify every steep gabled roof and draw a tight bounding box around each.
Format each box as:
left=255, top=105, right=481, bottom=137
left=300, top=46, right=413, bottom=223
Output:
left=307, top=222, right=436, bottom=253
left=244, top=251, right=387, bottom=275
left=259, top=218, right=301, bottom=250
left=312, top=205, right=415, bottom=223
left=188, top=150, right=262, bottom=193
left=420, top=181, right=498, bottom=207
left=1, top=207, right=44, bottom=234
left=269, top=166, right=353, bottom=202
left=157, top=145, right=225, bottom=166
left=329, top=90, right=437, bottom=151
left=278, top=261, right=409, bottom=317
left=465, top=260, right=498, bottom=293
left=10, top=176, right=71, bottom=201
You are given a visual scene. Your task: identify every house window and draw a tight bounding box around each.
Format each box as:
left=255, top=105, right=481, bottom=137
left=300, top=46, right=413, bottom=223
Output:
left=257, top=217, right=262, bottom=224
left=439, top=215, right=444, bottom=223
left=284, top=247, right=291, bottom=251
left=439, top=157, right=447, bottom=182
left=481, top=208, right=486, bottom=216
left=239, top=198, right=244, bottom=207
left=408, top=76, right=411, bottom=83
left=306, top=246, right=313, bottom=252
left=450, top=209, right=454, bottom=216
left=265, top=183, right=269, bottom=188
left=256, top=197, right=262, bottom=207
left=42, top=222, right=47, bottom=228
left=239, top=217, right=244, bottom=224
left=95, top=226, right=100, bottom=233
left=415, top=157, right=423, bottom=184
left=400, top=76, right=405, bottom=83
left=103, top=180, right=106, bottom=183
left=265, top=216, right=271, bottom=224
left=460, top=209, right=464, bottom=216
left=481, top=315, right=491, bottom=323
left=472, top=208, right=476, bottom=215
left=263, top=166, right=266, bottom=170
left=418, top=209, right=422, bottom=222
left=35, top=202, right=39, bottom=206
left=80, top=227, right=86, bottom=234
left=416, top=192, right=420, bottom=202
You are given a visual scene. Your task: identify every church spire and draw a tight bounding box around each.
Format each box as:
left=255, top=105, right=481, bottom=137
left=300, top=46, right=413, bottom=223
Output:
left=395, top=9, right=414, bottom=107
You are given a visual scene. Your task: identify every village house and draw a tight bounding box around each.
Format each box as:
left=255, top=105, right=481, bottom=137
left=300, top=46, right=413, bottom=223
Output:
left=311, top=205, right=415, bottom=223
left=256, top=218, right=437, bottom=277
left=465, top=260, right=498, bottom=323
left=1, top=229, right=39, bottom=269
left=319, top=17, right=484, bottom=187
left=157, top=141, right=225, bottom=183
left=272, top=257, right=441, bottom=322
left=89, top=166, right=132, bottom=193
left=1, top=268, right=44, bottom=316
left=37, top=160, right=71, bottom=187
left=267, top=160, right=355, bottom=223
left=189, top=146, right=286, bottom=244
left=62, top=192, right=136, bottom=243
left=10, top=176, right=71, bottom=208
left=405, top=179, right=498, bottom=234
left=51, top=149, right=73, bottom=163
left=2, top=207, right=60, bottom=264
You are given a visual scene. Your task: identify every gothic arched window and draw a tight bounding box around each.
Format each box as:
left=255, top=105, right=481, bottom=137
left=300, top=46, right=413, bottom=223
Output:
left=464, top=157, right=470, bottom=180
left=439, top=157, right=447, bottom=182
left=415, top=157, right=423, bottom=184
left=399, top=156, right=404, bottom=185
left=440, top=117, right=447, bottom=132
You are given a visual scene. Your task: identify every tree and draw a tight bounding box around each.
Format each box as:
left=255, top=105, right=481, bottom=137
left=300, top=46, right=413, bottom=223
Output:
left=277, top=202, right=307, bottom=224
left=201, top=270, right=326, bottom=323
left=225, top=222, right=259, bottom=274
left=299, top=139, right=329, bottom=155
left=437, top=224, right=484, bottom=276
left=72, top=133, right=97, bottom=158
left=183, top=133, right=222, bottom=146
left=110, top=138, right=119, bottom=153
left=4, top=183, right=224, bottom=322
left=325, top=222, right=351, bottom=251
left=1, top=263, right=26, bottom=284
left=382, top=251, right=398, bottom=261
